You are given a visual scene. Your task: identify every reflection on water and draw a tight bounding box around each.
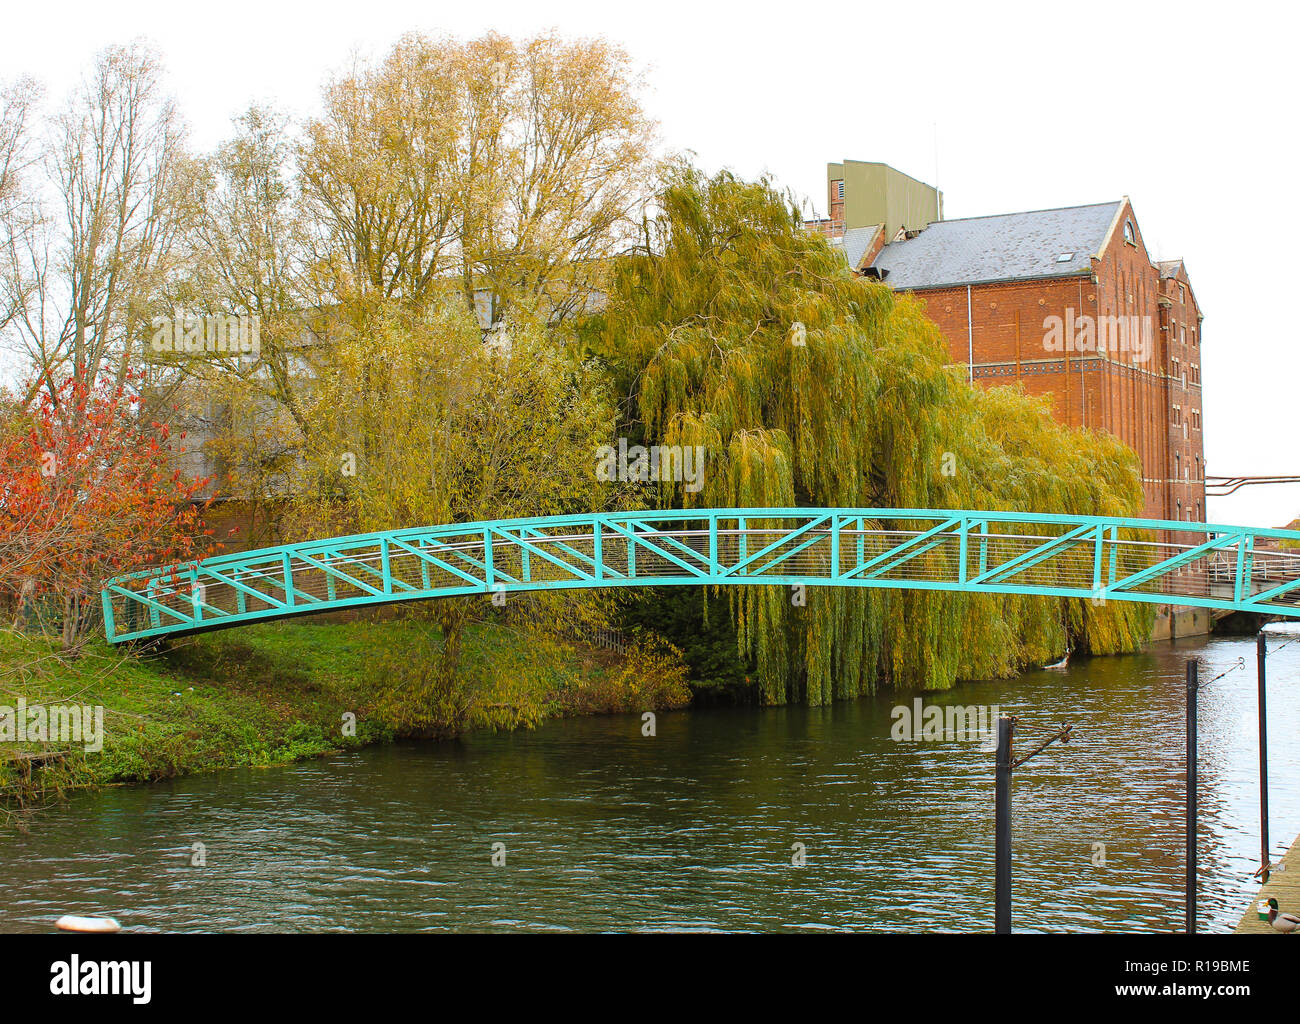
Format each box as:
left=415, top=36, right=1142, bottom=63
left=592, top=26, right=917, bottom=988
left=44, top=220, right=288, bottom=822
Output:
left=2, top=634, right=1299, bottom=933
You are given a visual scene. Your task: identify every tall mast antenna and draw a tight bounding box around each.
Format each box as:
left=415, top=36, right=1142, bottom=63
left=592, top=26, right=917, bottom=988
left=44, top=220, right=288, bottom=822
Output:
left=934, top=120, right=942, bottom=222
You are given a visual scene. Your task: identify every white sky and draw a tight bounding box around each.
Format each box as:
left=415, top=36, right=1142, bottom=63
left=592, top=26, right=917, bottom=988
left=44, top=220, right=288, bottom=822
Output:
left=4, top=0, right=1296, bottom=527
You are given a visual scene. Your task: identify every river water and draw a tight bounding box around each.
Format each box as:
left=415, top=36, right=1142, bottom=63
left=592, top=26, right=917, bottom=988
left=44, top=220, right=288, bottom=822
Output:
left=3, top=632, right=1299, bottom=933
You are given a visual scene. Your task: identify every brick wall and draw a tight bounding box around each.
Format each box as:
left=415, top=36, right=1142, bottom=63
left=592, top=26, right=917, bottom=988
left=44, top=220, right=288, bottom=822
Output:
left=887, top=199, right=1204, bottom=525
left=1157, top=263, right=1206, bottom=525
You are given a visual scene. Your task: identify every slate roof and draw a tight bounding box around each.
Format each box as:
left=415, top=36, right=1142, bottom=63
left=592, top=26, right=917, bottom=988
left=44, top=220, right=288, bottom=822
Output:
left=840, top=225, right=883, bottom=271
left=869, top=201, right=1122, bottom=290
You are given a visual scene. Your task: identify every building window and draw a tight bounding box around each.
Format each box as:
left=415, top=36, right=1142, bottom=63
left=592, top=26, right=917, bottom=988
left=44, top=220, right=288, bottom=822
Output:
left=836, top=180, right=844, bottom=200
left=1124, top=220, right=1136, bottom=244
left=1179, top=284, right=1185, bottom=302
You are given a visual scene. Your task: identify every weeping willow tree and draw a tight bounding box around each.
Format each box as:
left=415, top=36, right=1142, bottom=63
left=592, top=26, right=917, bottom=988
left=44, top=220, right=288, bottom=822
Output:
left=582, top=166, right=1152, bottom=705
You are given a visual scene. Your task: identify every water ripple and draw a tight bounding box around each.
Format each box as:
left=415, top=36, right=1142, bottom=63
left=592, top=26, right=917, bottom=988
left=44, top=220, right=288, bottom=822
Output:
left=2, top=635, right=1297, bottom=933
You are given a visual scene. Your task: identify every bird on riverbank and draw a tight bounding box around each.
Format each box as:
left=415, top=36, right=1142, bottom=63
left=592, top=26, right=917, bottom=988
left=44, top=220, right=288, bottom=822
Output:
left=1267, top=898, right=1300, bottom=933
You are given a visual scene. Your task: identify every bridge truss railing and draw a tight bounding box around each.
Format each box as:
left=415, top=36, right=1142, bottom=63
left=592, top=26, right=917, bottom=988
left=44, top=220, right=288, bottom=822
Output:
left=100, top=509, right=1300, bottom=642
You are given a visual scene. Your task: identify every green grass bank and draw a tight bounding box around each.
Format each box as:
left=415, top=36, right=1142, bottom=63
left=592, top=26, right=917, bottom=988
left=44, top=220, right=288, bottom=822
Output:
left=0, top=618, right=690, bottom=804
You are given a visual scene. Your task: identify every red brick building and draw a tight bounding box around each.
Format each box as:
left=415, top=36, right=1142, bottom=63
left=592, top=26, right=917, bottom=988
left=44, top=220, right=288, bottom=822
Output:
left=826, top=168, right=1205, bottom=524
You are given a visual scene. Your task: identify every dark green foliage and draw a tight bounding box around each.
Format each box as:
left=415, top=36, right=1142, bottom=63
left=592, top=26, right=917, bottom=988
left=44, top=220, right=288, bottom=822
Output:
left=620, top=588, right=752, bottom=703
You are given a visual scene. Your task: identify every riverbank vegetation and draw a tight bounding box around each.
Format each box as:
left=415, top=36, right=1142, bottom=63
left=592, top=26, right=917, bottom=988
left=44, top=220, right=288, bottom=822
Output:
left=0, top=616, right=689, bottom=803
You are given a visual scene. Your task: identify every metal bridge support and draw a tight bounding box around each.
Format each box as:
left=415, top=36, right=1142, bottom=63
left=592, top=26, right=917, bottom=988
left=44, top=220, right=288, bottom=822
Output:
left=1186, top=658, right=1198, bottom=935
left=995, top=715, right=1014, bottom=934
left=1258, top=632, right=1271, bottom=883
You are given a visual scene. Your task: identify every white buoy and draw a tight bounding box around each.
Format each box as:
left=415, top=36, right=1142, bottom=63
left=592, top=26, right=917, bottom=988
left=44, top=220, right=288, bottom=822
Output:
left=55, top=915, right=121, bottom=933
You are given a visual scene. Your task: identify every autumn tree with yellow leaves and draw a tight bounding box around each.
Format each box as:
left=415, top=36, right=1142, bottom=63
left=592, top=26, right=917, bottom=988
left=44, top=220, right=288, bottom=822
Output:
left=298, top=31, right=656, bottom=324
left=179, top=31, right=658, bottom=542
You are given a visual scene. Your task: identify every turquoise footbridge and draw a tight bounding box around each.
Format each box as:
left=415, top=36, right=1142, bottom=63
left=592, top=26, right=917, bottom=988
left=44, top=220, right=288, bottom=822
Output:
left=101, top=508, right=1300, bottom=643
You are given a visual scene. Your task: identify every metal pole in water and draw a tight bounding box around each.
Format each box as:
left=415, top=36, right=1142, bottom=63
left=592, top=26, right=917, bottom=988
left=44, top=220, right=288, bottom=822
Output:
left=1258, top=631, right=1270, bottom=882
left=995, top=715, right=1013, bottom=934
left=1186, top=658, right=1198, bottom=935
